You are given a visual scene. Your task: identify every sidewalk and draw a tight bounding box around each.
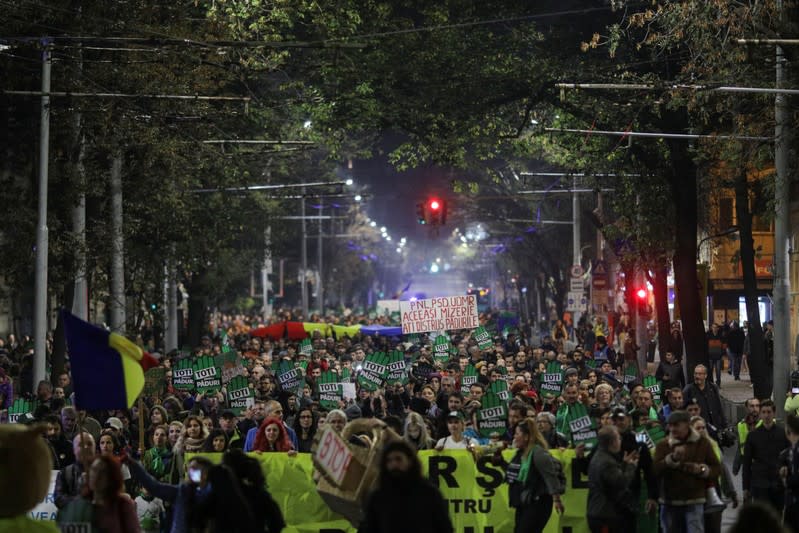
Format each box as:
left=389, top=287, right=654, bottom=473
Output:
left=718, top=365, right=752, bottom=425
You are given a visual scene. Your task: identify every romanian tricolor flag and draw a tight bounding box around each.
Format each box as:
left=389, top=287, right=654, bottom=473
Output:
left=61, top=310, right=159, bottom=410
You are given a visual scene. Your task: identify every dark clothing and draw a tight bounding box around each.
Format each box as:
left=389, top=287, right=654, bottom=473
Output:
left=587, top=448, right=637, bottom=520
left=682, top=382, right=726, bottom=429
left=620, top=431, right=658, bottom=500
left=358, top=477, right=453, bottom=533
left=742, top=423, right=790, bottom=491
left=513, top=495, right=552, bottom=533
left=54, top=462, right=86, bottom=509
left=128, top=458, right=211, bottom=533
left=727, top=328, right=745, bottom=353
left=655, top=360, right=685, bottom=392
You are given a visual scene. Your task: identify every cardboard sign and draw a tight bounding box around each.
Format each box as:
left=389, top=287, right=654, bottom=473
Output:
left=473, top=326, right=493, bottom=351
left=433, top=335, right=452, bottom=363
left=400, top=295, right=479, bottom=334
left=226, top=375, right=254, bottom=415
left=193, top=356, right=222, bottom=394
left=315, top=427, right=356, bottom=488
left=357, top=352, right=388, bottom=392
left=172, top=358, right=195, bottom=391
left=317, top=370, right=343, bottom=410
left=143, top=367, right=166, bottom=397
left=384, top=350, right=408, bottom=386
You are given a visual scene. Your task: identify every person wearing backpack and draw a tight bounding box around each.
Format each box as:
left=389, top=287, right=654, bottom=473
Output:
left=496, top=418, right=566, bottom=533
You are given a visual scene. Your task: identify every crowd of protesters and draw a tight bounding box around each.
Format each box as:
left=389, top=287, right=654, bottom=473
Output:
left=0, top=308, right=795, bottom=533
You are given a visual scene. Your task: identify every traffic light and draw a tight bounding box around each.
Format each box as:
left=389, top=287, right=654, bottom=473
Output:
left=426, top=197, right=447, bottom=226
left=415, top=203, right=426, bottom=224
left=635, top=287, right=650, bottom=317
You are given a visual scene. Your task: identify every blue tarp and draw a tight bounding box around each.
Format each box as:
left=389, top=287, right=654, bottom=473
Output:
left=359, top=325, right=403, bottom=337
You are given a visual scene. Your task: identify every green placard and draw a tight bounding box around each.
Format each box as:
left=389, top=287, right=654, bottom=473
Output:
left=460, top=364, right=479, bottom=395
left=623, top=363, right=639, bottom=384
left=143, top=367, right=166, bottom=397
left=477, top=393, right=508, bottom=439
left=635, top=424, right=666, bottom=450
left=488, top=379, right=510, bottom=402
left=316, top=370, right=343, bottom=410
left=433, top=335, right=452, bottom=363
left=540, top=361, right=563, bottom=399
left=473, top=326, right=492, bottom=351
left=221, top=332, right=234, bottom=354
left=385, top=350, right=408, bottom=386
left=172, top=358, right=195, bottom=391
left=357, top=351, right=389, bottom=392
left=193, top=355, right=222, bottom=394
left=406, top=333, right=421, bottom=345
left=299, top=339, right=313, bottom=356
left=8, top=398, right=38, bottom=423
left=565, top=403, right=597, bottom=450
left=643, top=375, right=662, bottom=406
left=226, top=375, right=254, bottom=415
left=277, top=360, right=304, bottom=394
left=340, top=367, right=352, bottom=382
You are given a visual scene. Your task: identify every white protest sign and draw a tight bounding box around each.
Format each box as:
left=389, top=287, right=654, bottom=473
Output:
left=30, top=470, right=58, bottom=521
left=314, top=427, right=354, bottom=486
left=400, top=295, right=479, bottom=334
left=377, top=299, right=401, bottom=315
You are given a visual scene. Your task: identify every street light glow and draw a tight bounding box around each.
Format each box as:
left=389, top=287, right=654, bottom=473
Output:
left=354, top=194, right=362, bottom=202
left=345, top=178, right=354, bottom=186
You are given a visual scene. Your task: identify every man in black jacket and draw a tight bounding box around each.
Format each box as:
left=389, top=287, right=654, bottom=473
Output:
left=359, top=440, right=453, bottom=533
left=743, top=399, right=790, bottom=513
left=726, top=321, right=746, bottom=381
left=614, top=407, right=659, bottom=530
left=588, top=425, right=640, bottom=533
left=54, top=432, right=95, bottom=509
left=682, top=364, right=727, bottom=431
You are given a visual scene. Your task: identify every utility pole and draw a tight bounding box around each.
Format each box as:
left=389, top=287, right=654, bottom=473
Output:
left=71, top=43, right=88, bottom=322
left=300, top=187, right=309, bottom=317
left=317, top=205, right=324, bottom=313
left=262, top=227, right=273, bottom=322
left=773, top=0, right=792, bottom=414
left=572, top=175, right=583, bottom=330
left=33, top=43, right=51, bottom=387
left=109, top=151, right=126, bottom=333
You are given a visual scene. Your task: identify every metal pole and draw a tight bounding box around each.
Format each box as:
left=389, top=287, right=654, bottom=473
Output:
left=572, top=176, right=582, bottom=329
left=300, top=187, right=309, bottom=317
left=71, top=41, right=88, bottom=322
left=774, top=6, right=792, bottom=413
left=317, top=205, right=324, bottom=314
left=33, top=44, right=51, bottom=387
left=544, top=127, right=770, bottom=141
left=262, top=227, right=273, bottom=322
left=109, top=151, right=126, bottom=333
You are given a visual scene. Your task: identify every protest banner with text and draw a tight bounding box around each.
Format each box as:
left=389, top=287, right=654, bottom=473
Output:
left=400, top=295, right=479, bottom=334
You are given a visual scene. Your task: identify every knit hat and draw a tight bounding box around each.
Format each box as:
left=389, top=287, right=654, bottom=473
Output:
left=344, top=403, right=362, bottom=421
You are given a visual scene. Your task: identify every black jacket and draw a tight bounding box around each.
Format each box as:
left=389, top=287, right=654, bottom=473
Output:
left=358, top=477, right=453, bottom=533
left=655, top=361, right=685, bottom=392
left=620, top=431, right=658, bottom=500
left=588, top=448, right=637, bottom=519
left=54, top=463, right=85, bottom=509
left=743, top=423, right=790, bottom=490
left=683, top=382, right=727, bottom=429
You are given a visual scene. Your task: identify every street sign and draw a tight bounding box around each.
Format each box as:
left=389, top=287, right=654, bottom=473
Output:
left=567, top=291, right=587, bottom=312
left=592, top=259, right=608, bottom=290
left=570, top=264, right=584, bottom=278
left=570, top=278, right=584, bottom=292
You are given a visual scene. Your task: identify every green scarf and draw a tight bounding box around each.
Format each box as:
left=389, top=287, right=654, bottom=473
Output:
left=517, top=447, right=535, bottom=483
left=147, top=446, right=171, bottom=478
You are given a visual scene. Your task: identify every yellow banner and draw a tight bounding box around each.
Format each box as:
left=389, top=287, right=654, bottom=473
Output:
left=189, top=449, right=591, bottom=533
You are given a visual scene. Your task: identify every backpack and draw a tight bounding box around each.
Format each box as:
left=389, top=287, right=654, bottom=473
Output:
left=532, top=446, right=567, bottom=496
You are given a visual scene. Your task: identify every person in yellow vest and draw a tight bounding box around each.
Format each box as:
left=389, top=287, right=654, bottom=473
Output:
left=785, top=387, right=799, bottom=416
left=733, top=398, right=762, bottom=475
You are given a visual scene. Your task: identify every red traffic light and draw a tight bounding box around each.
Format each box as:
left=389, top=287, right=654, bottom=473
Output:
left=635, top=288, right=648, bottom=300
left=429, top=199, right=441, bottom=211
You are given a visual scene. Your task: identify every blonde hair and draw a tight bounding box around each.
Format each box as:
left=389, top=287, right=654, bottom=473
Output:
left=403, top=412, right=433, bottom=449
left=517, top=417, right=548, bottom=451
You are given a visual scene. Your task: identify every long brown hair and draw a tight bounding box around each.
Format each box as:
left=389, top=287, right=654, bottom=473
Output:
left=516, top=417, right=548, bottom=452
left=82, top=455, right=124, bottom=501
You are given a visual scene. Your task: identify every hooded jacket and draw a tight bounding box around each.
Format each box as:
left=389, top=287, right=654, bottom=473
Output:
left=653, top=427, right=721, bottom=505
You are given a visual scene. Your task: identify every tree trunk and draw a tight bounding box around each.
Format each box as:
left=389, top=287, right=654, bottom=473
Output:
left=735, top=168, right=769, bottom=398
left=653, top=264, right=671, bottom=358
left=669, top=141, right=708, bottom=375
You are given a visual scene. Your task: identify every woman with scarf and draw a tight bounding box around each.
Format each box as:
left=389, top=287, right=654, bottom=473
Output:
left=142, top=425, right=173, bottom=483
left=496, top=418, right=565, bottom=533
left=172, top=415, right=209, bottom=483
